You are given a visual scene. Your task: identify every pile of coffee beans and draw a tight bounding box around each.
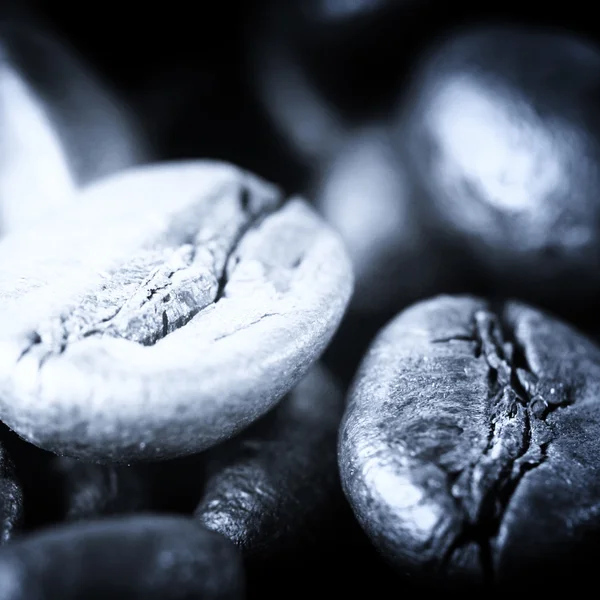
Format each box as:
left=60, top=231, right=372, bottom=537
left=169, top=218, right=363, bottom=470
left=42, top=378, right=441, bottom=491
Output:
left=2, top=0, right=600, bottom=595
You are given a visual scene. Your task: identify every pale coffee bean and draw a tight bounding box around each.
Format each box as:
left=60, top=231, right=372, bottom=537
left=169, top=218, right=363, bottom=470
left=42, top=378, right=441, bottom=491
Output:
left=0, top=161, right=353, bottom=463
left=0, top=22, right=148, bottom=234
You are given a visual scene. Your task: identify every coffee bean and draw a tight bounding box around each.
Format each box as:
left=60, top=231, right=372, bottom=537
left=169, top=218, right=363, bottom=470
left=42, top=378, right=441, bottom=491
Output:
left=0, top=432, right=21, bottom=544
left=340, top=295, right=600, bottom=587
left=195, top=363, right=344, bottom=559
left=41, top=457, right=152, bottom=522
left=400, top=26, right=600, bottom=309
left=0, top=21, right=148, bottom=235
left=0, top=161, right=353, bottom=462
left=0, top=515, right=244, bottom=599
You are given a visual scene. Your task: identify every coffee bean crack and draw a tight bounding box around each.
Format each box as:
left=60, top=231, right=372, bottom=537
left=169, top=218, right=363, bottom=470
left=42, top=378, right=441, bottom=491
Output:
left=16, top=183, right=277, bottom=364
left=436, top=307, right=571, bottom=582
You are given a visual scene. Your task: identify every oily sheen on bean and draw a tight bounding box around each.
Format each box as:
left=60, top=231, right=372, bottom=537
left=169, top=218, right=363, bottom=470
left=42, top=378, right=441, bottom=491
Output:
left=0, top=160, right=353, bottom=462
left=196, top=363, right=343, bottom=559
left=0, top=515, right=244, bottom=599
left=340, top=295, right=600, bottom=587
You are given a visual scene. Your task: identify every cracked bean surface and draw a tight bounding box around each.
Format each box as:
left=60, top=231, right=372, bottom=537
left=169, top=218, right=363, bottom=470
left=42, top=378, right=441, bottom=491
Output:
left=0, top=160, right=353, bottom=463
left=339, top=295, right=600, bottom=588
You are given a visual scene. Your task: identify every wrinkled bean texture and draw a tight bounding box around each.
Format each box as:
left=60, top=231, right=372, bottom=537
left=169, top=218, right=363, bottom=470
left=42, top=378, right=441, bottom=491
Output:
left=0, top=161, right=352, bottom=462
left=340, top=295, right=600, bottom=588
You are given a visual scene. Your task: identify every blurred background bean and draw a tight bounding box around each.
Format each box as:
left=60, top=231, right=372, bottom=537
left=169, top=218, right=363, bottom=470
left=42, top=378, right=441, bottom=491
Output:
left=399, top=25, right=600, bottom=318
left=0, top=515, right=244, bottom=600
left=0, top=16, right=148, bottom=234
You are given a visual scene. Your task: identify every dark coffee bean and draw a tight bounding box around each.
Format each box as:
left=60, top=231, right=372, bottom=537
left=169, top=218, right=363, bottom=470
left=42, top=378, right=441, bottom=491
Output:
left=0, top=21, right=148, bottom=235
left=195, top=363, right=343, bottom=559
left=0, top=515, right=244, bottom=599
left=0, top=431, right=21, bottom=544
left=2, top=427, right=206, bottom=529
left=340, top=295, right=600, bottom=588
left=400, top=26, right=600, bottom=310
left=41, top=457, right=152, bottom=522
left=0, top=161, right=352, bottom=462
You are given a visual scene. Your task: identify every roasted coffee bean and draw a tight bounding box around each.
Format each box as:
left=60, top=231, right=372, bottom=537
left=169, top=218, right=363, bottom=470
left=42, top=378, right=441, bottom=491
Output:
left=0, top=21, right=148, bottom=235
left=0, top=430, right=21, bottom=544
left=1, top=430, right=204, bottom=530
left=340, top=294, right=600, bottom=588
left=40, top=457, right=152, bottom=522
left=400, top=26, right=600, bottom=310
left=195, top=363, right=343, bottom=558
left=0, top=515, right=244, bottom=599
left=0, top=161, right=352, bottom=462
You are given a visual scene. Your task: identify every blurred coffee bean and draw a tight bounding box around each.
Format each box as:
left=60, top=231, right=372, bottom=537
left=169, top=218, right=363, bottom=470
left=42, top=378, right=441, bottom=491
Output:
left=0, top=515, right=244, bottom=599
left=39, top=458, right=152, bottom=522
left=250, top=29, right=346, bottom=170
left=400, top=26, right=600, bottom=313
left=0, top=21, right=148, bottom=234
left=314, top=124, right=467, bottom=314
left=341, top=294, right=600, bottom=589
left=0, top=430, right=21, bottom=544
left=284, top=0, right=405, bottom=22
left=194, top=362, right=401, bottom=598
left=196, top=363, right=344, bottom=559
left=2, top=424, right=207, bottom=531
left=0, top=431, right=154, bottom=531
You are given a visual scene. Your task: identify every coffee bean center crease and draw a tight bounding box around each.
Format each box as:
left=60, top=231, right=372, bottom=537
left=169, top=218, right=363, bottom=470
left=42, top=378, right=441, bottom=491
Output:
left=15, top=183, right=278, bottom=365
left=434, top=308, right=571, bottom=578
